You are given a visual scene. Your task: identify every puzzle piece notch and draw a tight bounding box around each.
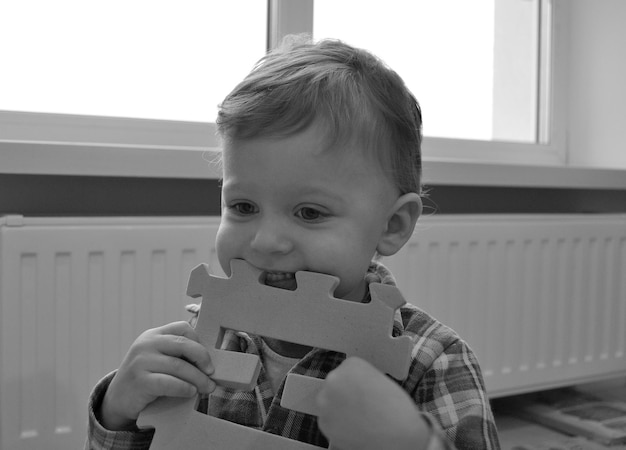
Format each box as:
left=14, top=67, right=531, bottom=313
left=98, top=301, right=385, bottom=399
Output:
left=189, top=259, right=412, bottom=381
left=280, top=374, right=323, bottom=417
left=187, top=261, right=266, bottom=390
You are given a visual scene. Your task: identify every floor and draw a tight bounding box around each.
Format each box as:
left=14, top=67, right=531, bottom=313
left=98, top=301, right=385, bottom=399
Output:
left=494, top=377, right=626, bottom=450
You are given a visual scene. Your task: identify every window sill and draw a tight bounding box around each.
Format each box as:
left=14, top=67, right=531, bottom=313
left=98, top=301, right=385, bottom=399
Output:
left=423, top=158, right=626, bottom=190
left=0, top=140, right=222, bottom=179
left=2, top=140, right=625, bottom=190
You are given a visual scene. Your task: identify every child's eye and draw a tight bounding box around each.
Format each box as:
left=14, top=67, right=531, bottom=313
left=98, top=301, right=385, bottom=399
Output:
left=295, top=206, right=327, bottom=222
left=229, top=202, right=258, bottom=216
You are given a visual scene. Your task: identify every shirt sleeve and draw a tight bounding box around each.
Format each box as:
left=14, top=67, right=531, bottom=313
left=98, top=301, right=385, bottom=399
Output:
left=413, top=339, right=501, bottom=450
left=85, top=371, right=154, bottom=450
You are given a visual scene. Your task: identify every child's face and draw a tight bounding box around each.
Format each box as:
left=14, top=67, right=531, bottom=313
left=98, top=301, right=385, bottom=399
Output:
left=216, top=124, right=400, bottom=302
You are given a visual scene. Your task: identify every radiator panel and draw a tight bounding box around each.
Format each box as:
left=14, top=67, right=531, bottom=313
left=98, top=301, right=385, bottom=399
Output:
left=1, top=214, right=625, bottom=449
left=385, top=214, right=626, bottom=397
left=0, top=217, right=220, bottom=450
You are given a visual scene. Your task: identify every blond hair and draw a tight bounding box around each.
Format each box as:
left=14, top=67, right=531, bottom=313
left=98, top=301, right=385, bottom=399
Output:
left=217, top=35, right=423, bottom=195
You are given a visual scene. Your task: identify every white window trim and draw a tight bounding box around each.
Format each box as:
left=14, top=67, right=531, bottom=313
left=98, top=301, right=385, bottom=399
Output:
left=423, top=0, right=567, bottom=167
left=0, top=111, right=222, bottom=178
left=269, top=0, right=568, bottom=166
left=1, top=0, right=625, bottom=189
left=267, top=0, right=314, bottom=49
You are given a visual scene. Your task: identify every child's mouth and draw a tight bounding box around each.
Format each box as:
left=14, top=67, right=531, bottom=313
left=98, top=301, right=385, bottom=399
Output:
left=264, top=271, right=297, bottom=291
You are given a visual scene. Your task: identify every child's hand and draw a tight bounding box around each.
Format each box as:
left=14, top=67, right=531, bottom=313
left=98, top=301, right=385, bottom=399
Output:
left=98, top=321, right=215, bottom=431
left=317, top=357, right=430, bottom=450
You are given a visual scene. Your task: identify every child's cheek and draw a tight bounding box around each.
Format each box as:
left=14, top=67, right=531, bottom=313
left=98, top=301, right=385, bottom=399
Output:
left=215, top=224, right=236, bottom=275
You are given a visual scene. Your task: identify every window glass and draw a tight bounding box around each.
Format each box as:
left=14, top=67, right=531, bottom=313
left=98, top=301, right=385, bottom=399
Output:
left=313, top=0, right=540, bottom=143
left=0, top=1, right=267, bottom=122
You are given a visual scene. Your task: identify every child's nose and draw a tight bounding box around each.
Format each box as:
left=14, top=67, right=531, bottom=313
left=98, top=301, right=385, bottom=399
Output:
left=250, top=219, right=293, bottom=255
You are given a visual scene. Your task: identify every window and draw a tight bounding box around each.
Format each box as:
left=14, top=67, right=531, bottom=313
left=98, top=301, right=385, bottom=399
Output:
left=0, top=0, right=267, bottom=123
left=0, top=0, right=568, bottom=177
left=0, top=0, right=266, bottom=156
left=315, top=0, right=538, bottom=143
left=311, top=0, right=565, bottom=164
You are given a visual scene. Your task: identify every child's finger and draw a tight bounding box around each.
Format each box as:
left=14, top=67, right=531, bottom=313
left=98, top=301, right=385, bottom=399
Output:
left=157, top=321, right=200, bottom=341
left=144, top=372, right=202, bottom=399
left=148, top=326, right=214, bottom=375
left=153, top=335, right=213, bottom=375
left=146, top=354, right=216, bottom=394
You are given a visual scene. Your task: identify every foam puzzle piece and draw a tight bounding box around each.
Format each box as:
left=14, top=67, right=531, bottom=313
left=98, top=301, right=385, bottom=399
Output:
left=137, top=259, right=413, bottom=449
left=280, top=373, right=324, bottom=417
left=137, top=397, right=321, bottom=450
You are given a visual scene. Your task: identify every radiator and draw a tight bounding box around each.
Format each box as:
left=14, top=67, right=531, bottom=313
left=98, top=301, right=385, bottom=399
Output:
left=1, top=214, right=625, bottom=449
left=384, top=214, right=626, bottom=398
left=0, top=216, right=221, bottom=450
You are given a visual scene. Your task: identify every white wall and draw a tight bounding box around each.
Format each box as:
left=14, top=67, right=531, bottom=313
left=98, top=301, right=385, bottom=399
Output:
left=567, top=0, right=626, bottom=169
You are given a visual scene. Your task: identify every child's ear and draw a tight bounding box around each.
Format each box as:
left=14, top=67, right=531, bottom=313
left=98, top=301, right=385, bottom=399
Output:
left=377, top=193, right=422, bottom=257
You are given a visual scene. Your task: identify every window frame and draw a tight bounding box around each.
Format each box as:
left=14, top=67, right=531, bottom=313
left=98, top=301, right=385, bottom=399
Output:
left=0, top=111, right=222, bottom=178
left=281, top=0, right=567, bottom=166
left=2, top=0, right=625, bottom=188
left=422, top=0, right=569, bottom=168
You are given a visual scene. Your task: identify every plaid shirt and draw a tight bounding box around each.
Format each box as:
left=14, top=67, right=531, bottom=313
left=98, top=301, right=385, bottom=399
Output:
left=86, top=262, right=500, bottom=449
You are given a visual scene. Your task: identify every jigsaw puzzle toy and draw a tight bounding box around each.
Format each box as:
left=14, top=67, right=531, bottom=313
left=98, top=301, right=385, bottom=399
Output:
left=137, top=259, right=412, bottom=449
